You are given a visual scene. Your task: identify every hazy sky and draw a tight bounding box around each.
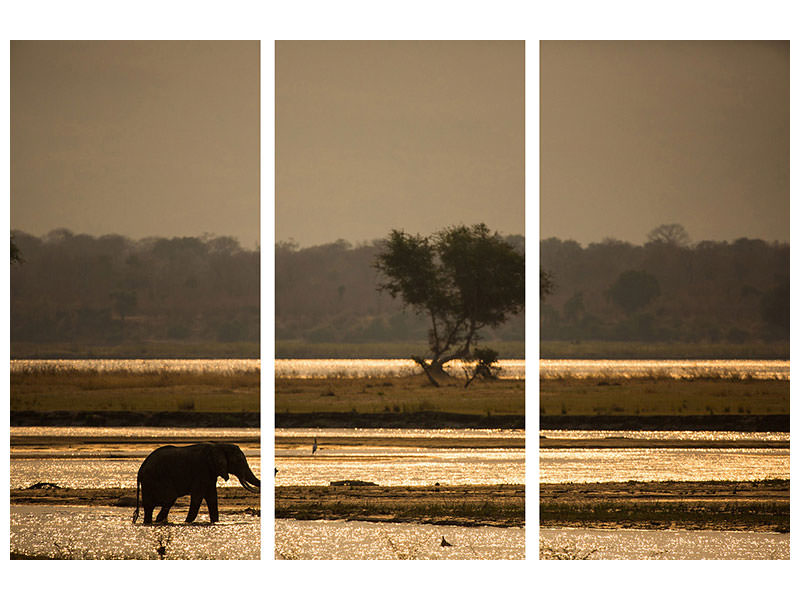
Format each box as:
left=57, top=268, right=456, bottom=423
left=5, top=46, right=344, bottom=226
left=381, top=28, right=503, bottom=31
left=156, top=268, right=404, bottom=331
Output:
left=11, top=41, right=260, bottom=247
left=541, top=41, right=789, bottom=245
left=276, top=41, right=524, bottom=248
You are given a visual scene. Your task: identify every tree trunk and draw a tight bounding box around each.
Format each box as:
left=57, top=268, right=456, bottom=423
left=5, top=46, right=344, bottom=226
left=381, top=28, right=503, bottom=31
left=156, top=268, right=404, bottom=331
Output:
left=411, top=355, right=448, bottom=387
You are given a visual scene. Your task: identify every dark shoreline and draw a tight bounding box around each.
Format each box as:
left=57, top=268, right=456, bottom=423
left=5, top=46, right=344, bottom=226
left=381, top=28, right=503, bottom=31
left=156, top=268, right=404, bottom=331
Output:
left=11, top=411, right=260, bottom=428
left=540, top=414, right=789, bottom=432
left=540, top=479, right=789, bottom=533
left=276, top=484, right=524, bottom=528
left=275, top=411, right=525, bottom=429
left=12, top=411, right=789, bottom=432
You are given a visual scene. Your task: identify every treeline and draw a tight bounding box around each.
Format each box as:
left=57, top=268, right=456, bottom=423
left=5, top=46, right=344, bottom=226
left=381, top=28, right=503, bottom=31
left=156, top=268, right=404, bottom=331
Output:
left=10, top=230, right=259, bottom=352
left=276, top=236, right=526, bottom=346
left=541, top=232, right=789, bottom=345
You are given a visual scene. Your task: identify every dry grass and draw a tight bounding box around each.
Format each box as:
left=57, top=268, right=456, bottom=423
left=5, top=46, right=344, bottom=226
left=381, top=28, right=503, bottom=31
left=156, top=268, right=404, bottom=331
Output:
left=539, top=377, right=788, bottom=417
left=10, top=369, right=260, bottom=413
left=275, top=375, right=524, bottom=417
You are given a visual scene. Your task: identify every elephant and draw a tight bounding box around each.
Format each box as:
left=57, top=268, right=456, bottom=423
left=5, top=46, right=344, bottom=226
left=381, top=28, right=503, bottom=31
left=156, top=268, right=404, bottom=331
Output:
left=132, top=442, right=260, bottom=525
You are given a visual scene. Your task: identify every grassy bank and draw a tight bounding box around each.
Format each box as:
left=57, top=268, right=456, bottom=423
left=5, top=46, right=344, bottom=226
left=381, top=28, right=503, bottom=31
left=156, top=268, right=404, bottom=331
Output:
left=11, top=368, right=259, bottom=414
left=276, top=484, right=524, bottom=527
left=277, top=340, right=525, bottom=359
left=540, top=377, right=788, bottom=419
left=540, top=480, right=789, bottom=532
left=275, top=375, right=524, bottom=427
left=540, top=340, right=788, bottom=359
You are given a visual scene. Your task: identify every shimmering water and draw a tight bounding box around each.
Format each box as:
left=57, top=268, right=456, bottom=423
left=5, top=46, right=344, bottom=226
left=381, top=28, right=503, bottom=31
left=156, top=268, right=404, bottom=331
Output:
left=10, top=506, right=259, bottom=560
left=275, top=519, right=524, bottom=560
left=12, top=455, right=262, bottom=489
left=541, top=429, right=789, bottom=442
left=540, top=447, right=788, bottom=483
left=540, top=359, right=788, bottom=380
left=539, top=429, right=788, bottom=483
left=276, top=358, right=524, bottom=379
left=11, top=358, right=259, bottom=373
left=275, top=428, right=524, bottom=486
left=540, top=527, right=788, bottom=560
left=10, top=426, right=260, bottom=489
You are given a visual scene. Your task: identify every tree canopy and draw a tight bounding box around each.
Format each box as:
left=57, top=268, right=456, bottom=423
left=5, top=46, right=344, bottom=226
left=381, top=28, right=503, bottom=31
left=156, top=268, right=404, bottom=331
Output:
left=375, top=224, right=524, bottom=383
left=607, top=270, right=661, bottom=315
left=541, top=232, right=788, bottom=346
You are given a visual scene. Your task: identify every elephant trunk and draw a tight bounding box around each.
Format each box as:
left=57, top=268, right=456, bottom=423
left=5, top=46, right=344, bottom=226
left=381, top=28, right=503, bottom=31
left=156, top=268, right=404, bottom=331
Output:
left=237, top=464, right=261, bottom=493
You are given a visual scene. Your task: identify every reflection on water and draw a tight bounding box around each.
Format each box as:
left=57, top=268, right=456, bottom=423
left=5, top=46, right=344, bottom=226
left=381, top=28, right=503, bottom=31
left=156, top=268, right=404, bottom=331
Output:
left=541, top=429, right=789, bottom=442
left=12, top=426, right=259, bottom=439
left=276, top=358, right=524, bottom=379
left=276, top=450, right=521, bottom=486
left=11, top=358, right=259, bottom=374
left=11, top=455, right=261, bottom=489
left=275, top=519, right=523, bottom=560
left=10, top=426, right=260, bottom=489
left=540, top=359, right=788, bottom=380
left=11, top=506, right=259, bottom=560
left=276, top=428, right=523, bottom=486
left=540, top=447, right=788, bottom=484
left=278, top=427, right=524, bottom=440
left=540, top=527, right=788, bottom=560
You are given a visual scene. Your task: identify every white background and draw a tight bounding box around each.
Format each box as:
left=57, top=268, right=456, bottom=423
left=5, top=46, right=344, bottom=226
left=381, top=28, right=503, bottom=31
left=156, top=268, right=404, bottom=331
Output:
left=1, top=1, right=797, bottom=598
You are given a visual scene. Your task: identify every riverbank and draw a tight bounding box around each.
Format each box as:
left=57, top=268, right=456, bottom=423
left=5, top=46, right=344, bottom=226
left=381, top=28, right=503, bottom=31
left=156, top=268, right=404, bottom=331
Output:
left=11, top=484, right=523, bottom=528
left=540, top=414, right=789, bottom=432
left=10, top=486, right=260, bottom=515
left=11, top=410, right=260, bottom=427
left=276, top=375, right=524, bottom=428
left=276, top=411, right=524, bottom=429
left=539, top=436, right=787, bottom=449
left=10, top=367, right=260, bottom=427
left=540, top=377, right=788, bottom=431
left=540, top=480, right=789, bottom=532
left=275, top=484, right=524, bottom=527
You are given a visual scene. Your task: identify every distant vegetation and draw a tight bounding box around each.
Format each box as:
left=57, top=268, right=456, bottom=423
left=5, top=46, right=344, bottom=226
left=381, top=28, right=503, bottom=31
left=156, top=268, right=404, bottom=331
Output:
left=10, top=229, right=259, bottom=357
left=541, top=225, right=788, bottom=356
left=375, top=224, right=524, bottom=384
left=276, top=234, right=525, bottom=357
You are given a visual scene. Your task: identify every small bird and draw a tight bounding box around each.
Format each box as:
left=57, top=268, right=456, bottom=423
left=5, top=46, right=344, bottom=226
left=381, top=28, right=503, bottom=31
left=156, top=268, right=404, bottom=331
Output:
left=312, top=437, right=318, bottom=455
left=441, top=536, right=452, bottom=547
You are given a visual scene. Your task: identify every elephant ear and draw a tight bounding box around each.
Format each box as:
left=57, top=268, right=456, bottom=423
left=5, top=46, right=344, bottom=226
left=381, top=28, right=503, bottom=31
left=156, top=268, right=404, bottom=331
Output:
left=205, top=444, right=229, bottom=481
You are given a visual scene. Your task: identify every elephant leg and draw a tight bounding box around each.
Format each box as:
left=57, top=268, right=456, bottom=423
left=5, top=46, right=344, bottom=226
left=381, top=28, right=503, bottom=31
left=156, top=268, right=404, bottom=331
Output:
left=205, top=488, right=220, bottom=523
left=155, top=499, right=175, bottom=523
left=186, top=493, right=202, bottom=523
left=143, top=504, right=155, bottom=525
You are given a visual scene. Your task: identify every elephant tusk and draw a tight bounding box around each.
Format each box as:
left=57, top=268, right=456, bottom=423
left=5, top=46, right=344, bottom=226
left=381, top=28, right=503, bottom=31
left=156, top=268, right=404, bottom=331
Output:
left=240, top=478, right=260, bottom=493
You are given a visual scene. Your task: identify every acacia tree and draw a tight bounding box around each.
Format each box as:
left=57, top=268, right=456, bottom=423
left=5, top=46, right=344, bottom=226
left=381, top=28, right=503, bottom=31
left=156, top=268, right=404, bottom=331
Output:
left=375, top=224, right=524, bottom=385
left=647, top=223, right=690, bottom=247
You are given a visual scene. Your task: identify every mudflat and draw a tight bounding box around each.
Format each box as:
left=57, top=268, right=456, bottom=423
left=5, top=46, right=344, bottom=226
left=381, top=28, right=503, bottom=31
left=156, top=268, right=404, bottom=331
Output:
left=540, top=479, right=789, bottom=532
left=10, top=486, right=260, bottom=515
left=276, top=484, right=525, bottom=527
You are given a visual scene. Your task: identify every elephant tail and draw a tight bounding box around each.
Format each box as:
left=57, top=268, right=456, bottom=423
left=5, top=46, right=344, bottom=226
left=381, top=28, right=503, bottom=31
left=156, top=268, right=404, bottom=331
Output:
left=132, top=477, right=141, bottom=523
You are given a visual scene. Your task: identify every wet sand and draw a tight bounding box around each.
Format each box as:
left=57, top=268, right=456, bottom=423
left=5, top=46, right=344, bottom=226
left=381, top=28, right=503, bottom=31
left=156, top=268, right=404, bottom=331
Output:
left=541, top=479, right=789, bottom=532
left=276, top=433, right=522, bottom=450
left=539, top=437, right=787, bottom=449
left=10, top=486, right=260, bottom=515
left=276, top=484, right=525, bottom=527
left=11, top=484, right=519, bottom=527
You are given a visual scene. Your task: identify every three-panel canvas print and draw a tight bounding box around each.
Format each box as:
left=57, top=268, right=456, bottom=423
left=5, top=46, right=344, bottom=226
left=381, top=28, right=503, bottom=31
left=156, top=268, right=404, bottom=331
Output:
left=8, top=40, right=789, bottom=561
